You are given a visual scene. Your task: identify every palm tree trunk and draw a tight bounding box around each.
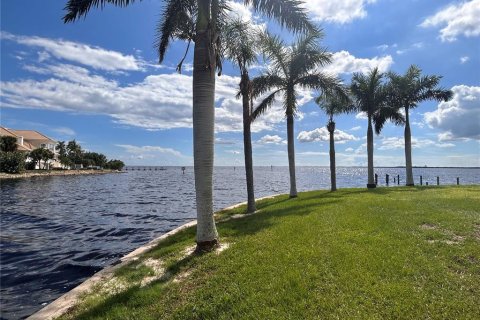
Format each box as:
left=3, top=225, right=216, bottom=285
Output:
left=367, top=115, right=376, bottom=188
left=193, top=1, right=218, bottom=252
left=241, top=73, right=256, bottom=213
left=287, top=111, right=298, bottom=197
left=328, top=121, right=336, bottom=191
left=404, top=107, right=414, bottom=186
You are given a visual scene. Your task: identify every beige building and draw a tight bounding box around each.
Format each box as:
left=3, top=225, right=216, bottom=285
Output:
left=0, top=127, right=60, bottom=168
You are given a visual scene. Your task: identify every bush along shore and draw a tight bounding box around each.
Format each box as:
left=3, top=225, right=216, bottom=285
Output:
left=31, top=186, right=479, bottom=320
left=0, top=169, right=123, bottom=180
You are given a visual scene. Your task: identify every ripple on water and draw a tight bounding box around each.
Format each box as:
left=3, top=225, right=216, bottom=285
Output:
left=1, top=166, right=479, bottom=319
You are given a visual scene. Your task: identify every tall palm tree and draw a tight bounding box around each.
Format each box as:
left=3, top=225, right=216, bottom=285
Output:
left=350, top=67, right=404, bottom=188
left=64, top=0, right=314, bottom=251
left=252, top=31, right=346, bottom=197
left=315, top=89, right=353, bottom=191
left=222, top=19, right=259, bottom=213
left=387, top=65, right=452, bottom=186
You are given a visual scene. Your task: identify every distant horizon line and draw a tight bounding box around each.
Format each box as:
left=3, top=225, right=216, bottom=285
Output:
left=123, top=165, right=480, bottom=169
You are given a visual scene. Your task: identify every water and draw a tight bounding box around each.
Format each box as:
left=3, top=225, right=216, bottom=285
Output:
left=1, top=166, right=478, bottom=319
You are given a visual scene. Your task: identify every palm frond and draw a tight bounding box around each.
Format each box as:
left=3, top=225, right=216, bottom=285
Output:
left=351, top=67, right=385, bottom=115
left=156, top=0, right=195, bottom=63
left=222, top=18, right=259, bottom=72
left=373, top=106, right=405, bottom=134
left=386, top=64, right=453, bottom=111
left=296, top=73, right=344, bottom=97
left=289, top=30, right=331, bottom=79
left=244, top=0, right=317, bottom=34
left=315, top=87, right=354, bottom=117
left=251, top=89, right=282, bottom=121
left=63, top=0, right=138, bottom=23
left=258, top=31, right=289, bottom=77
left=251, top=73, right=285, bottom=99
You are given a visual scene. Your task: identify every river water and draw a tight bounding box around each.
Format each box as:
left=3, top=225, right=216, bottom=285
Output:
left=1, top=166, right=479, bottom=319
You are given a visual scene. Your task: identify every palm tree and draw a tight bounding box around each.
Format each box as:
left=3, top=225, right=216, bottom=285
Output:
left=66, top=139, right=83, bottom=166
left=64, top=0, right=315, bottom=251
left=252, top=31, right=346, bottom=197
left=350, top=67, right=404, bottom=188
left=387, top=65, right=452, bottom=186
left=222, top=19, right=259, bottom=213
left=315, top=90, right=353, bottom=191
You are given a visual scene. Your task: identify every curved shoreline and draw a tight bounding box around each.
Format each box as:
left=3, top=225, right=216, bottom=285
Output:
left=27, top=194, right=281, bottom=320
left=0, top=169, right=123, bottom=180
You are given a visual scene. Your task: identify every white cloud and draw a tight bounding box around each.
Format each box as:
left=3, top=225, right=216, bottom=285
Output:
left=1, top=31, right=143, bottom=71
left=3, top=55, right=311, bottom=133
left=323, top=51, right=393, bottom=75
left=350, top=126, right=362, bottom=131
left=424, top=85, right=480, bottom=141
left=304, top=0, right=377, bottom=24
left=420, top=0, right=480, bottom=42
left=345, top=147, right=354, bottom=152
left=116, top=144, right=184, bottom=157
left=396, top=42, right=425, bottom=55
left=257, top=134, right=287, bottom=145
left=215, top=138, right=237, bottom=145
left=52, top=127, right=76, bottom=137
left=356, top=112, right=368, bottom=120
left=297, top=127, right=359, bottom=143
left=297, top=151, right=328, bottom=156
left=378, top=137, right=455, bottom=150
left=460, top=56, right=470, bottom=64
left=227, top=0, right=254, bottom=22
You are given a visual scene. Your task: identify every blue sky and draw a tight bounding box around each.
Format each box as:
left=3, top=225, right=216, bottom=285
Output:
left=1, top=0, right=479, bottom=167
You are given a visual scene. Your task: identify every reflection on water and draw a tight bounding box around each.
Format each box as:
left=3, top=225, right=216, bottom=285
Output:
left=1, top=166, right=478, bottom=319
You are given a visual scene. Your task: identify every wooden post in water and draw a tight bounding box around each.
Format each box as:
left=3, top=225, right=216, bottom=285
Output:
left=457, top=177, right=459, bottom=185
left=375, top=173, right=378, bottom=186
left=182, top=166, right=186, bottom=174
left=398, top=174, right=400, bottom=185
left=386, top=174, right=389, bottom=186
left=420, top=175, right=423, bottom=185
left=437, top=176, right=439, bottom=185
left=426, top=182, right=429, bottom=186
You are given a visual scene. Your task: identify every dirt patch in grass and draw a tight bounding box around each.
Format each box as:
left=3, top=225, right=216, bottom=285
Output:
left=474, top=224, right=480, bottom=241
left=420, top=223, right=438, bottom=230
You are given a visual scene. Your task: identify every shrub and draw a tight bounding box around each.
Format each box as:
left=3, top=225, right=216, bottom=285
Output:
left=0, top=151, right=25, bottom=173
left=105, top=159, right=125, bottom=170
left=0, top=136, right=18, bottom=152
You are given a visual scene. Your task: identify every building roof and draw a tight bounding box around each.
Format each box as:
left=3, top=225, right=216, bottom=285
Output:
left=0, top=127, right=56, bottom=152
left=0, top=127, right=18, bottom=137
left=11, top=130, right=56, bottom=143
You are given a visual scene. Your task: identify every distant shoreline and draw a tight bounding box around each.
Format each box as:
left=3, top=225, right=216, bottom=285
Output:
left=0, top=169, right=123, bottom=180
left=123, top=166, right=480, bottom=169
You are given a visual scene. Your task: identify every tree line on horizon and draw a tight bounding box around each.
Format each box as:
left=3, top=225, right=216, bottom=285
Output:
left=0, top=137, right=124, bottom=173
left=64, top=0, right=452, bottom=252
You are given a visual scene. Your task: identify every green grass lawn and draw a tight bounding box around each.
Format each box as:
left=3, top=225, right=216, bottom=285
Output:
left=61, top=186, right=480, bottom=319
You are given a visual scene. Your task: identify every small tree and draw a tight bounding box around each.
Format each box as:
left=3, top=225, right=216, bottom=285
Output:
left=67, top=140, right=83, bottom=165
left=29, top=148, right=44, bottom=169
left=387, top=65, right=452, bottom=186
left=41, top=149, right=55, bottom=169
left=83, top=152, right=107, bottom=167
left=315, top=89, right=354, bottom=191
left=0, top=151, right=25, bottom=173
left=105, top=159, right=125, bottom=170
left=0, top=136, right=18, bottom=152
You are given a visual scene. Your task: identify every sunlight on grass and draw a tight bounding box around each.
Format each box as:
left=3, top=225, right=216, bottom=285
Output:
left=60, top=186, right=480, bottom=320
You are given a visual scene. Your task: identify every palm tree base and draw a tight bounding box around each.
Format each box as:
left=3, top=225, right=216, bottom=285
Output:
left=406, top=183, right=415, bottom=187
left=195, top=239, right=219, bottom=254
left=289, top=194, right=298, bottom=198
left=367, top=183, right=377, bottom=189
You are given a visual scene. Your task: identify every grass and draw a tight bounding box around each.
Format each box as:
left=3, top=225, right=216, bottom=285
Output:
left=60, top=186, right=480, bottom=319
